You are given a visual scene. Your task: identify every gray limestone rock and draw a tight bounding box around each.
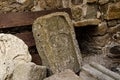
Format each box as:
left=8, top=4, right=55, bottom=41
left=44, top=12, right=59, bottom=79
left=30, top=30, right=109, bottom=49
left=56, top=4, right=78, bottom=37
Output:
left=44, top=69, right=83, bottom=80
left=32, top=12, right=81, bottom=74
left=0, top=34, right=46, bottom=80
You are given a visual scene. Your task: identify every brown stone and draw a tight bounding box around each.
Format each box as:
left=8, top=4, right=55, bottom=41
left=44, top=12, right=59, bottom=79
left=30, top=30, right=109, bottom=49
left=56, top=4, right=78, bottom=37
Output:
left=93, top=22, right=108, bottom=36
left=71, top=5, right=82, bottom=21
left=99, top=0, right=109, bottom=5
left=32, top=12, right=81, bottom=74
left=82, top=4, right=97, bottom=19
left=44, top=69, right=83, bottom=80
left=105, top=2, right=120, bottom=20
left=73, top=19, right=101, bottom=27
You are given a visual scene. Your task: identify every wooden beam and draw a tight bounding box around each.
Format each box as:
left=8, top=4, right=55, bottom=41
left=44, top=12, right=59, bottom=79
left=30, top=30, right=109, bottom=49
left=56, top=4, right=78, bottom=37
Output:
left=0, top=8, right=72, bottom=28
left=15, top=31, right=35, bottom=47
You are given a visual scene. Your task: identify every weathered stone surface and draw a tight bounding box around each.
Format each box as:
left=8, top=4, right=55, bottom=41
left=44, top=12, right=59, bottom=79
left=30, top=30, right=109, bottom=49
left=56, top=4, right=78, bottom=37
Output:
left=0, top=34, right=46, bottom=80
left=12, top=62, right=47, bottom=80
left=105, top=2, right=120, bottom=20
left=81, top=63, right=116, bottom=80
left=80, top=70, right=97, bottom=80
left=44, top=69, right=82, bottom=80
left=107, top=20, right=117, bottom=27
left=108, top=24, right=120, bottom=34
left=98, top=0, right=109, bottom=5
left=0, top=0, right=34, bottom=13
left=71, top=5, right=82, bottom=21
left=73, top=19, right=101, bottom=27
left=62, top=0, right=72, bottom=8
left=82, top=4, right=97, bottom=19
left=32, top=12, right=81, bottom=74
left=93, top=22, right=108, bottom=36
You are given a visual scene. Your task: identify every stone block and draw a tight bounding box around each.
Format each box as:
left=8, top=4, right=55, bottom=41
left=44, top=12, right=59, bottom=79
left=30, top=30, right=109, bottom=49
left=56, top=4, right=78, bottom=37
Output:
left=12, top=62, right=47, bottom=80
left=73, top=19, right=101, bottom=27
left=32, top=12, right=81, bottom=74
left=44, top=69, right=82, bottom=80
left=105, top=2, right=120, bottom=20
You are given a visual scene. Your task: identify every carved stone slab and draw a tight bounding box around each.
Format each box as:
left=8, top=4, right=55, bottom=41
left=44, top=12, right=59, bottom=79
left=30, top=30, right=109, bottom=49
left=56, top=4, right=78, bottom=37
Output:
left=32, top=12, right=81, bottom=74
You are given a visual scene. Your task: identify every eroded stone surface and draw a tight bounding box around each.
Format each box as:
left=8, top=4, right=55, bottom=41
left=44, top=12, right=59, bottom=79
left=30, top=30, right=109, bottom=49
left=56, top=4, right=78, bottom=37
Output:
left=32, top=12, right=81, bottom=74
left=105, top=2, right=120, bottom=20
left=12, top=62, right=47, bottom=80
left=0, top=34, right=46, bottom=80
left=44, top=69, right=82, bottom=80
left=73, top=19, right=101, bottom=27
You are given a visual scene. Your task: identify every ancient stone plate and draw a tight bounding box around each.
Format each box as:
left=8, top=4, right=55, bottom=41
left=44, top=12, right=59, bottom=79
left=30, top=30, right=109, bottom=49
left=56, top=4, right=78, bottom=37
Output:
left=32, top=12, right=81, bottom=74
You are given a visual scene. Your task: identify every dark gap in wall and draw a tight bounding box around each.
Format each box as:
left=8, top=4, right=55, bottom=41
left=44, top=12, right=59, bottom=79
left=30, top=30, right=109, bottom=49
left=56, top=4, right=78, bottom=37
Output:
left=75, top=25, right=97, bottom=54
left=0, top=25, right=32, bottom=34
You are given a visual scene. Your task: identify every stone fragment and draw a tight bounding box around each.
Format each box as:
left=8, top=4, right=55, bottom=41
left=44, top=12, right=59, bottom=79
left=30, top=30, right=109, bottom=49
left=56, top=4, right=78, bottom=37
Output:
left=82, top=4, right=97, bottom=19
left=99, top=0, right=109, bottom=5
left=90, top=62, right=120, bottom=80
left=32, top=12, right=81, bottom=74
left=62, top=0, right=72, bottom=8
left=82, top=64, right=115, bottom=80
left=12, top=62, right=47, bottom=80
left=105, top=2, right=120, bottom=20
left=81, top=62, right=120, bottom=80
left=73, top=19, right=101, bottom=27
left=80, top=70, right=97, bottom=80
left=93, top=22, right=108, bottom=36
left=31, top=0, right=64, bottom=11
left=107, top=20, right=117, bottom=27
left=108, top=24, right=120, bottom=34
left=44, top=69, right=82, bottom=80
left=0, top=34, right=46, bottom=80
left=71, top=5, right=82, bottom=21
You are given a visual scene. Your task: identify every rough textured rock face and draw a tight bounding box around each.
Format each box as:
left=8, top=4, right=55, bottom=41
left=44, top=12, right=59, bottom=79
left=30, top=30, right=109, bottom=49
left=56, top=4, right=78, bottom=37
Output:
left=12, top=62, right=47, bottom=80
left=105, top=2, right=120, bottom=20
left=32, top=12, right=81, bottom=74
left=0, top=0, right=34, bottom=13
left=44, top=69, right=82, bottom=80
left=0, top=34, right=46, bottom=80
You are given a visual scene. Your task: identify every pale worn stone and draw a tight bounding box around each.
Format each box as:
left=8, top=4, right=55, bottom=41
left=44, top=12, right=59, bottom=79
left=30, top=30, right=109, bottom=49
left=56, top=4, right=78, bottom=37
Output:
left=80, top=70, right=98, bottom=80
left=44, top=69, right=83, bottom=80
left=71, top=5, right=82, bottom=21
left=93, top=22, right=108, bottom=36
left=12, top=62, right=47, bottom=80
left=73, top=19, right=101, bottom=27
left=99, top=0, right=109, bottom=5
left=0, top=34, right=46, bottom=80
left=82, top=64, right=115, bottom=80
left=32, top=12, right=81, bottom=74
left=105, top=2, right=120, bottom=20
